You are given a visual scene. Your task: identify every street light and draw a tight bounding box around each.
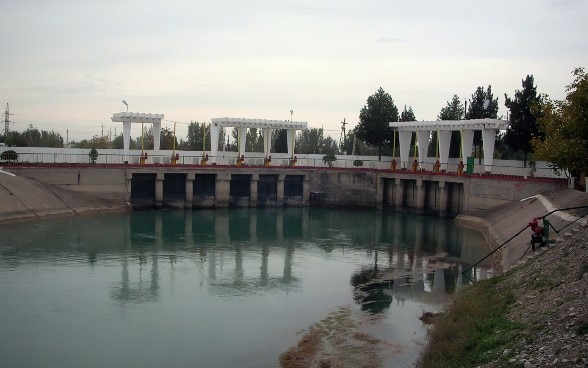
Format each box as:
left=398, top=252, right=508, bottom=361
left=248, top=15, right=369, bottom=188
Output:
left=122, top=100, right=128, bottom=112
left=290, top=109, right=293, bottom=122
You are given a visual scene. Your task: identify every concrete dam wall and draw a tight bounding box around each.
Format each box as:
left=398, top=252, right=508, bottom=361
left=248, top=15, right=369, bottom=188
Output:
left=3, top=166, right=566, bottom=217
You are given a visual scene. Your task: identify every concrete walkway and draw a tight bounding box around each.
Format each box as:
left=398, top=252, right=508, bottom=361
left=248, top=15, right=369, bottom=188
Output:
left=0, top=168, right=127, bottom=222
left=456, top=189, right=588, bottom=272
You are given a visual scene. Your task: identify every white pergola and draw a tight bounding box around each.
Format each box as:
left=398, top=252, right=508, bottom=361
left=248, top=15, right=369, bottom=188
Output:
left=111, top=112, right=165, bottom=152
left=389, top=119, right=508, bottom=172
left=210, top=117, right=308, bottom=159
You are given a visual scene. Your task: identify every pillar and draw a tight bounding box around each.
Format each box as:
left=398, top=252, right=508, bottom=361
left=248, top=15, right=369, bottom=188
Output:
left=461, top=129, right=474, bottom=160
left=277, top=174, right=285, bottom=207
left=237, top=127, right=247, bottom=156
left=123, top=122, right=132, bottom=153
left=416, top=178, right=424, bottom=215
left=215, top=173, right=230, bottom=207
left=155, top=170, right=164, bottom=208
left=417, top=130, right=429, bottom=166
left=153, top=121, right=161, bottom=151
left=262, top=128, right=272, bottom=158
left=185, top=173, right=195, bottom=208
left=286, top=129, right=296, bottom=157
left=250, top=173, right=258, bottom=207
left=376, top=177, right=384, bottom=209
left=394, top=178, right=403, bottom=212
left=210, top=123, right=220, bottom=159
left=302, top=174, right=310, bottom=206
left=124, top=169, right=132, bottom=202
left=438, top=130, right=451, bottom=171
left=482, top=128, right=497, bottom=173
left=398, top=131, right=412, bottom=169
left=439, top=181, right=448, bottom=217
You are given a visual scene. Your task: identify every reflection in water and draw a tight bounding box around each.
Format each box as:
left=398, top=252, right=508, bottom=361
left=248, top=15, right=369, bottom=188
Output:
left=0, top=208, right=490, bottom=368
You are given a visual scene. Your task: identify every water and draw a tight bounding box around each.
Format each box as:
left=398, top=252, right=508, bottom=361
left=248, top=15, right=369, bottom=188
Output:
left=0, top=208, right=490, bottom=368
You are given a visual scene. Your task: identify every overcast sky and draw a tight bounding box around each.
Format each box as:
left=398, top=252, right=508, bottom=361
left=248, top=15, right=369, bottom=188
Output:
left=1, top=0, right=587, bottom=142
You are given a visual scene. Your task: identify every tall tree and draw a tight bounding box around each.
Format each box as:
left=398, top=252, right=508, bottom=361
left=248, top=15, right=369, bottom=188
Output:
left=272, top=129, right=288, bottom=153
left=467, top=86, right=499, bottom=162
left=295, top=128, right=339, bottom=154
left=356, top=87, right=399, bottom=160
left=438, top=95, right=465, bottom=157
left=504, top=75, right=543, bottom=165
left=532, top=68, right=588, bottom=181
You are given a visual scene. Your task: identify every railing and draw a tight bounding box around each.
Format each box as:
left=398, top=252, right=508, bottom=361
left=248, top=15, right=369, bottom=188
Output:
left=0, top=148, right=569, bottom=180
left=462, top=205, right=588, bottom=281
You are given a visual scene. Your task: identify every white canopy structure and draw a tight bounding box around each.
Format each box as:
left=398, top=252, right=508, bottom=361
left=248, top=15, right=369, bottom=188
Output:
left=111, top=112, right=164, bottom=152
left=210, top=117, right=308, bottom=159
left=389, top=119, right=508, bottom=172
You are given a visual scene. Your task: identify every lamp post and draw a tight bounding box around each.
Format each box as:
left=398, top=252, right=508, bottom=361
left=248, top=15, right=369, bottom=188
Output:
left=122, top=100, right=128, bottom=112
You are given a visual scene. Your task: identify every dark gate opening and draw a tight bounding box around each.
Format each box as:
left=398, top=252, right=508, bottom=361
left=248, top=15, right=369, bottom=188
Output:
left=230, top=174, right=251, bottom=207
left=258, top=175, right=277, bottom=207
left=163, top=173, right=186, bottom=208
left=284, top=175, right=303, bottom=206
left=131, top=173, right=156, bottom=209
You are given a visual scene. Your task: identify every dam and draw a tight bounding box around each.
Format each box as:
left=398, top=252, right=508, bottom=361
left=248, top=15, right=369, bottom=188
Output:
left=5, top=165, right=565, bottom=216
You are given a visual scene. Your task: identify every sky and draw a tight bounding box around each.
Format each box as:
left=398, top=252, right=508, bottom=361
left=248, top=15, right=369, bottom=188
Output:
left=1, top=0, right=587, bottom=143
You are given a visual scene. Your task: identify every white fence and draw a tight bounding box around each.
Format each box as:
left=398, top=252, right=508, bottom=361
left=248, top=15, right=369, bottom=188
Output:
left=0, top=147, right=567, bottom=180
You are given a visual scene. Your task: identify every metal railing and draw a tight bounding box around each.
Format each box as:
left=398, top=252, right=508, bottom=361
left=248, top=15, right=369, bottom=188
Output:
left=462, top=205, right=588, bottom=281
left=0, top=148, right=569, bottom=180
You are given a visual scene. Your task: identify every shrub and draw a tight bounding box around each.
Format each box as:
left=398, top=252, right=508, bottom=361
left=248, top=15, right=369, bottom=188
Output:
left=353, top=159, right=363, bottom=167
left=323, top=154, right=336, bottom=168
left=1, top=150, right=18, bottom=162
left=89, top=147, right=98, bottom=163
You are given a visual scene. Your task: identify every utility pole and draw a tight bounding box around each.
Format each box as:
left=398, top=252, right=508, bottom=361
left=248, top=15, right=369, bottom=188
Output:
left=66, top=129, right=69, bottom=147
left=101, top=124, right=105, bottom=137
left=4, top=103, right=14, bottom=137
left=339, top=118, right=347, bottom=152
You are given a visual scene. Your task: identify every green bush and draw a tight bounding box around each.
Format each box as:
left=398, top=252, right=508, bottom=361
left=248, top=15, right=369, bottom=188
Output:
left=323, top=154, right=336, bottom=168
left=89, top=147, right=98, bottom=163
left=353, top=159, right=363, bottom=167
left=1, top=150, right=18, bottom=162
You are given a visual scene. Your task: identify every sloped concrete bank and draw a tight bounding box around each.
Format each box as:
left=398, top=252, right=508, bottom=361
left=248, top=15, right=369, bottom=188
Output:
left=0, top=170, right=128, bottom=223
left=455, top=189, right=588, bottom=273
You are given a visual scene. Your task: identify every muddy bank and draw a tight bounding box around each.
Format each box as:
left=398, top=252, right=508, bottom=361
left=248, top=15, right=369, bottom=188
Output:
left=0, top=170, right=128, bottom=223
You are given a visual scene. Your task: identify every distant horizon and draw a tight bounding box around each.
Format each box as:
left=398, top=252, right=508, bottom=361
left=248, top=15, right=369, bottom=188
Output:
left=2, top=0, right=586, bottom=143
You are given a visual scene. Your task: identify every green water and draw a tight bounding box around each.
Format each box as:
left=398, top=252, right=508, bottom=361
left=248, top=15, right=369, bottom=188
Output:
left=0, top=208, right=489, bottom=368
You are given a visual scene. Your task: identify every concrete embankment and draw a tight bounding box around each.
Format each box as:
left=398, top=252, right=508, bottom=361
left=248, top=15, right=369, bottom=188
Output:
left=0, top=169, right=128, bottom=223
left=456, top=189, right=588, bottom=272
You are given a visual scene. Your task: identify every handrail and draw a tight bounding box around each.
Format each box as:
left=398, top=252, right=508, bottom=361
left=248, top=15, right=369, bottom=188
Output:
left=461, top=205, right=588, bottom=279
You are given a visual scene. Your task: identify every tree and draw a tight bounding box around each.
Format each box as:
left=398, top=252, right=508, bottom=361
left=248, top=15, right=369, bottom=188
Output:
left=356, top=87, right=399, bottom=160
left=504, top=75, right=543, bottom=165
left=532, top=68, right=588, bottom=182
left=159, top=127, right=177, bottom=150
left=438, top=95, right=465, bottom=157
left=466, top=86, right=499, bottom=162
left=340, top=129, right=379, bottom=156
left=400, top=105, right=416, bottom=122
left=272, top=129, right=288, bottom=153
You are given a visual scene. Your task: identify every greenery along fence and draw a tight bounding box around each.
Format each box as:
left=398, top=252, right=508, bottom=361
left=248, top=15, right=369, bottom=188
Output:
left=0, top=148, right=568, bottom=180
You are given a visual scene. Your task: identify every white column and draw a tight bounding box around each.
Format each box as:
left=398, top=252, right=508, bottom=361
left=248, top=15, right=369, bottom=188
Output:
left=123, top=122, right=131, bottom=153
left=153, top=121, right=161, bottom=151
left=287, top=129, right=295, bottom=157
left=210, top=123, right=219, bottom=157
left=238, top=127, right=247, bottom=156
left=398, top=131, right=412, bottom=169
left=417, top=130, right=429, bottom=164
left=438, top=130, right=451, bottom=171
left=262, top=128, right=272, bottom=158
left=482, top=128, right=497, bottom=172
left=460, top=129, right=474, bottom=160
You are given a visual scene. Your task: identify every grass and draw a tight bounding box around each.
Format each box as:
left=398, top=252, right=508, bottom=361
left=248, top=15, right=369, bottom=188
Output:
left=417, top=274, right=522, bottom=368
